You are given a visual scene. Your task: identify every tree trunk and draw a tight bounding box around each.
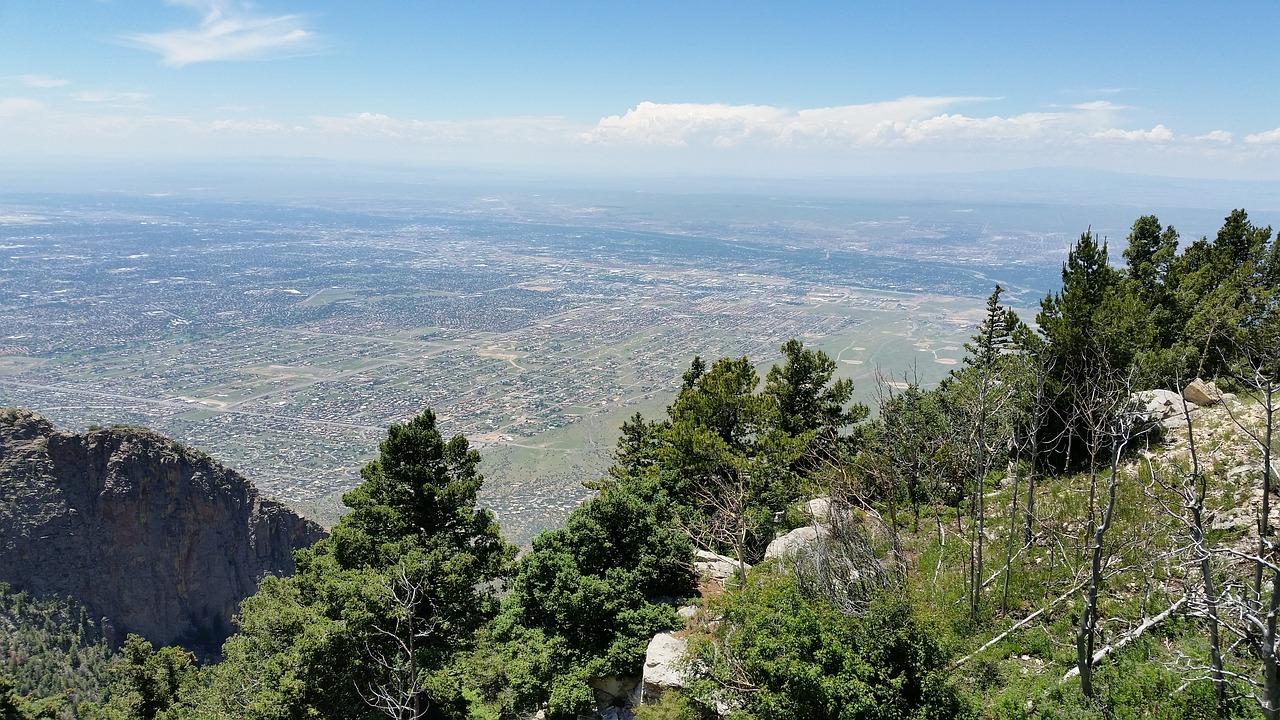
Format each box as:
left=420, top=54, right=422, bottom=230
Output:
left=1078, top=442, right=1124, bottom=699
left=1183, top=393, right=1226, bottom=717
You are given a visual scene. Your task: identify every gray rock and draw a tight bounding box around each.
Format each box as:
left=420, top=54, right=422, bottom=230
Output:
left=694, top=549, right=745, bottom=583
left=590, top=675, right=639, bottom=714
left=1135, top=389, right=1191, bottom=420
left=764, top=525, right=829, bottom=561
left=1209, top=506, right=1254, bottom=532
left=0, top=409, right=324, bottom=657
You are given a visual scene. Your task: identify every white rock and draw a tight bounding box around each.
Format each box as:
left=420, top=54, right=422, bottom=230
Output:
left=639, top=632, right=689, bottom=703
left=1135, top=389, right=1190, bottom=420
left=764, top=525, right=829, bottom=561
left=694, top=549, right=745, bottom=583
left=806, top=496, right=831, bottom=522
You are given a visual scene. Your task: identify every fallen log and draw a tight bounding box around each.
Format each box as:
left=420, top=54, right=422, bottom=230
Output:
left=1061, top=596, right=1187, bottom=683
left=952, top=579, right=1087, bottom=669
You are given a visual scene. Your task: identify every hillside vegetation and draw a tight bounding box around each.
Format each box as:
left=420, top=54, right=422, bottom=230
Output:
left=2, top=209, right=1278, bottom=719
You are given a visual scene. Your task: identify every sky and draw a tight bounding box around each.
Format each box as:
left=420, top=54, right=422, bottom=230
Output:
left=2, top=1, right=1279, bottom=183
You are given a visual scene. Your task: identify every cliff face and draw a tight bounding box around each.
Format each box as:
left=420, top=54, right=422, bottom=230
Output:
left=0, top=409, right=325, bottom=656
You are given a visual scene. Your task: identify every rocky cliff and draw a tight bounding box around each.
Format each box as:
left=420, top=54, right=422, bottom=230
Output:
left=0, top=409, right=325, bottom=657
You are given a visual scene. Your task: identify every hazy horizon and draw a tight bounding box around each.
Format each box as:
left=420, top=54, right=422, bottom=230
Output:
left=3, top=2, right=1278, bottom=185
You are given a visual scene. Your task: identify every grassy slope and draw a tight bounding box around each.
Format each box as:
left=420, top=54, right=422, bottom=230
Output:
left=901, top=393, right=1275, bottom=718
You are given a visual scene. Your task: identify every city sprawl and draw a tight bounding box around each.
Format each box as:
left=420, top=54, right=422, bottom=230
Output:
left=0, top=192, right=1064, bottom=540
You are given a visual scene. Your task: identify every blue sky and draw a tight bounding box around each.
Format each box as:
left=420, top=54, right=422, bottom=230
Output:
left=2, top=1, right=1278, bottom=181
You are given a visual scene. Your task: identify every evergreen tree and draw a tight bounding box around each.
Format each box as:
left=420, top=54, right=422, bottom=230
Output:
left=1036, top=231, right=1152, bottom=468
left=489, top=484, right=694, bottom=719
left=83, top=636, right=198, bottom=720
left=207, top=409, right=514, bottom=720
left=763, top=338, right=863, bottom=438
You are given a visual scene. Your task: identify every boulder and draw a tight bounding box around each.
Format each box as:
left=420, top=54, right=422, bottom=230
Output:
left=638, top=632, right=689, bottom=703
left=806, top=496, right=832, bottom=522
left=694, top=549, right=745, bottom=584
left=764, top=525, right=829, bottom=561
left=1184, top=378, right=1223, bottom=407
left=1135, top=389, right=1189, bottom=420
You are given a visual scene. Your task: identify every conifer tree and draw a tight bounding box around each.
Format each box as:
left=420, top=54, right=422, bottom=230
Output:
left=209, top=409, right=513, bottom=720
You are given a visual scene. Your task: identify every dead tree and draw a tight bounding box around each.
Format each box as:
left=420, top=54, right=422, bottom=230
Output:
left=359, top=563, right=443, bottom=720
left=960, top=285, right=1019, bottom=621
left=1206, top=319, right=1280, bottom=718
left=1219, top=331, right=1279, bottom=609
left=1145, top=378, right=1227, bottom=717
left=1074, top=369, right=1149, bottom=700
left=690, top=464, right=755, bottom=585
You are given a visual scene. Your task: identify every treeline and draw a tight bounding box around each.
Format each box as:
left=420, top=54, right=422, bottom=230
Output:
left=4, top=209, right=1278, bottom=720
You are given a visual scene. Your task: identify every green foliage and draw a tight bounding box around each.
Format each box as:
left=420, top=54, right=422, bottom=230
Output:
left=0, top=675, right=61, bottom=719
left=204, top=408, right=514, bottom=720
left=474, top=341, right=863, bottom=717
left=634, top=691, right=706, bottom=720
left=764, top=339, right=862, bottom=439
left=689, top=574, right=975, bottom=720
left=82, top=635, right=199, bottom=720
left=489, top=483, right=694, bottom=718
left=611, top=341, right=867, bottom=564
left=0, top=584, right=114, bottom=715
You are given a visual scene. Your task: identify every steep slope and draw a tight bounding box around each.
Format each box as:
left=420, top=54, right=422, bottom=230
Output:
left=0, top=409, right=325, bottom=657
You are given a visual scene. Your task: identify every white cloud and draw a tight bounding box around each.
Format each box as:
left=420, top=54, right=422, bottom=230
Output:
left=208, top=118, right=286, bottom=133
left=124, top=1, right=320, bottom=66
left=584, top=101, right=788, bottom=147
left=584, top=98, right=1165, bottom=150
left=0, top=98, right=44, bottom=117
left=1070, top=100, right=1129, bottom=112
left=72, top=90, right=152, bottom=104
left=1194, top=130, right=1233, bottom=144
left=584, top=97, right=1000, bottom=148
left=1091, top=124, right=1174, bottom=142
left=1244, top=128, right=1280, bottom=144
left=16, top=74, right=69, bottom=89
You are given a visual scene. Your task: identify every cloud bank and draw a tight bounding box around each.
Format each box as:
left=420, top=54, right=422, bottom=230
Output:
left=579, top=98, right=1187, bottom=151
left=1, top=92, right=1275, bottom=180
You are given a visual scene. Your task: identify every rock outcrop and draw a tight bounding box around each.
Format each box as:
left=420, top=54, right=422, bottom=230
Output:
left=764, top=525, right=830, bottom=561
left=637, top=632, right=690, bottom=703
left=694, top=549, right=745, bottom=587
left=0, top=409, right=325, bottom=657
left=1184, top=378, right=1224, bottom=407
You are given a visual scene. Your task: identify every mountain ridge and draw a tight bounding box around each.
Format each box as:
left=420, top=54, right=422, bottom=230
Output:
left=0, top=408, right=324, bottom=657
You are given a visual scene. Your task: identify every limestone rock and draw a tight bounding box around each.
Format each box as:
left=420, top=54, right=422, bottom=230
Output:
left=1184, top=378, right=1223, bottom=407
left=639, top=632, right=689, bottom=703
left=764, top=525, right=830, bottom=561
left=1136, top=389, right=1190, bottom=420
left=0, top=409, right=325, bottom=657
left=806, top=496, right=831, bottom=523
left=694, top=549, right=745, bottom=583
